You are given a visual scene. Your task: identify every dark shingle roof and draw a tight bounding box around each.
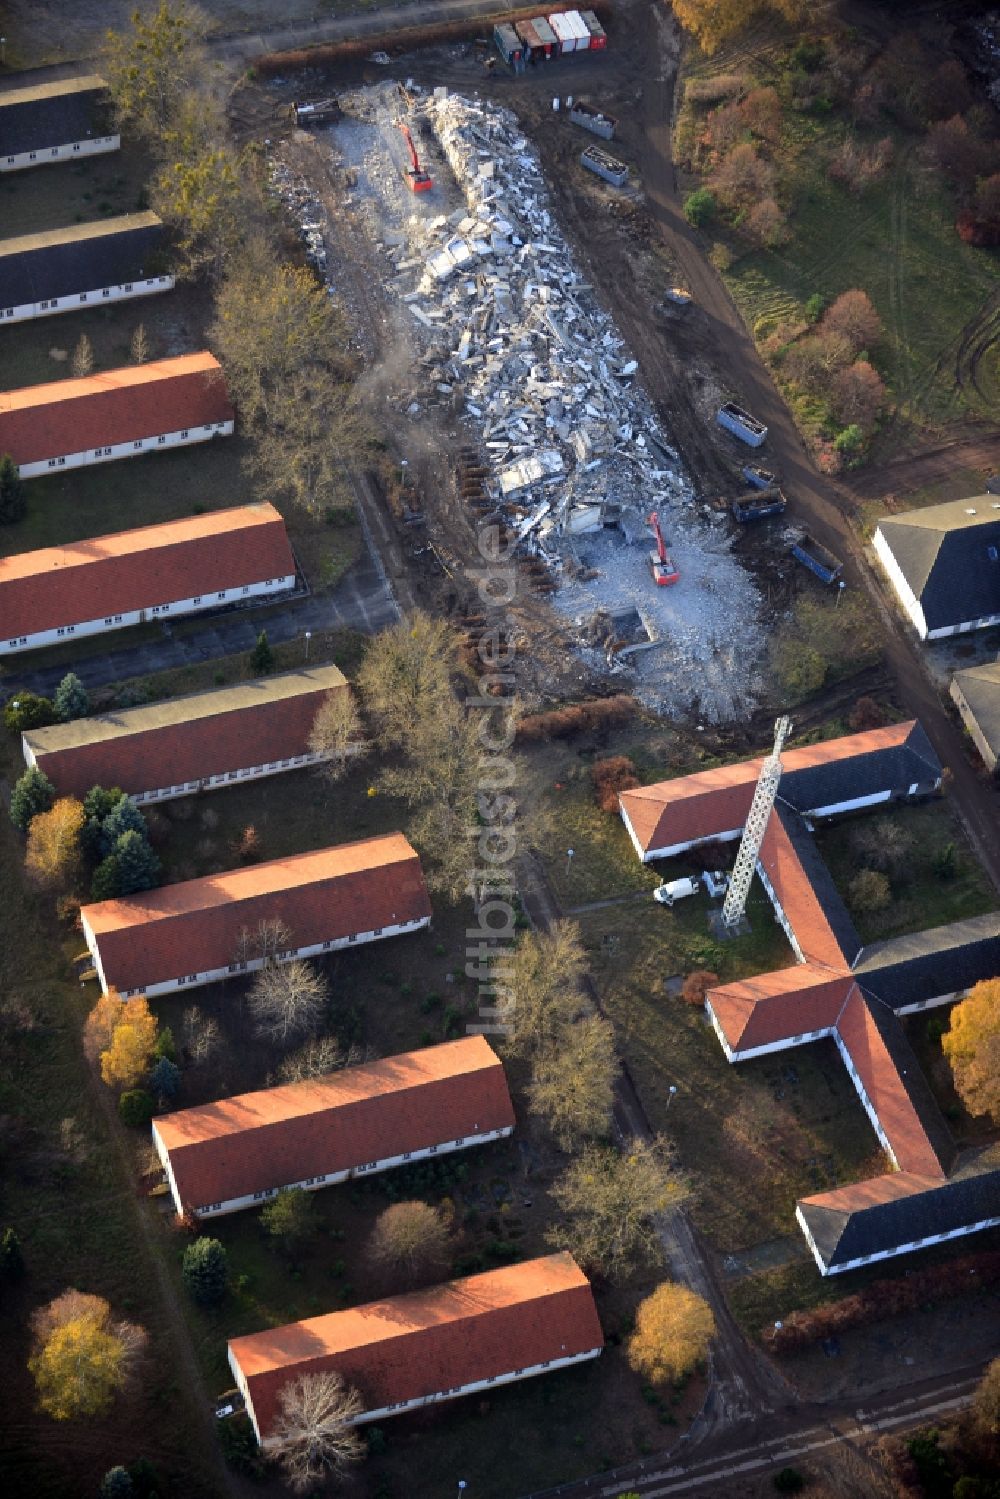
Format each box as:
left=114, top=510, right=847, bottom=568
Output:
left=953, top=664, right=1000, bottom=760
left=775, top=805, right=863, bottom=966
left=0, top=214, right=165, bottom=306
left=877, top=497, right=1000, bottom=632
left=781, top=721, right=940, bottom=815
left=0, top=76, right=112, bottom=156
left=800, top=1150, right=1000, bottom=1268
left=854, top=913, right=1000, bottom=1010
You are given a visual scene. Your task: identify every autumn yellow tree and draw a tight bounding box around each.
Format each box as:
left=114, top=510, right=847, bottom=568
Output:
left=25, top=796, right=85, bottom=891
left=627, top=1282, right=716, bottom=1386
left=673, top=0, right=804, bottom=53
left=942, top=980, right=1000, bottom=1123
left=91, top=995, right=159, bottom=1090
left=29, top=1290, right=146, bottom=1420
left=973, top=1355, right=1000, bottom=1438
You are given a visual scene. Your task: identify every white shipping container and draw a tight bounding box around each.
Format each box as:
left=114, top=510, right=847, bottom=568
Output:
left=564, top=11, right=591, bottom=49
left=547, top=13, right=576, bottom=52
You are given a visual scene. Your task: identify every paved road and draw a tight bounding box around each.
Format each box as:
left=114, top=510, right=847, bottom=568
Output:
left=527, top=1363, right=988, bottom=1499
left=8, top=541, right=398, bottom=699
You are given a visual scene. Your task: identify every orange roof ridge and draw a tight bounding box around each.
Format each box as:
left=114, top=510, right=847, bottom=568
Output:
left=0, top=503, right=283, bottom=585
left=154, top=1037, right=504, bottom=1151
left=0, top=351, right=223, bottom=413
left=82, top=833, right=421, bottom=935
left=229, top=1253, right=593, bottom=1374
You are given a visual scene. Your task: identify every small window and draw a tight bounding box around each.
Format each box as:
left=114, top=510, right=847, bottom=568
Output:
left=102, top=288, right=110, bottom=298
left=348, top=934, right=357, bottom=943
left=73, top=144, right=81, bottom=152
left=157, top=435, right=166, bottom=445
left=217, top=590, right=225, bottom=600
left=29, top=152, right=36, bottom=160
left=79, top=293, right=87, bottom=303
left=123, top=283, right=132, bottom=292
left=242, top=586, right=250, bottom=595
left=114, top=614, right=122, bottom=623
left=94, top=450, right=102, bottom=458
left=180, top=429, right=188, bottom=438
left=374, top=928, right=383, bottom=937
left=133, top=440, right=143, bottom=450
left=192, top=596, right=201, bottom=605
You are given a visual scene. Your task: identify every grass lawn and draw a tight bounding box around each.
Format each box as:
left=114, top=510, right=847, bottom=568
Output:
left=812, top=799, right=997, bottom=945
left=578, top=894, right=887, bottom=1253
left=0, top=142, right=154, bottom=241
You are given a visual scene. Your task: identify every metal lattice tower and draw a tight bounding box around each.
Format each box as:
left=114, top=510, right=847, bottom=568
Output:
left=721, top=715, right=792, bottom=929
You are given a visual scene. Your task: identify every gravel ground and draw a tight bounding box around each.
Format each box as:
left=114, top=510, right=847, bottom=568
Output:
left=283, top=81, right=765, bottom=722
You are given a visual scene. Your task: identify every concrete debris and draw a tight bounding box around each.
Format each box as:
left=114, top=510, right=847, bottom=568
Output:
left=268, top=158, right=331, bottom=274
left=302, top=84, right=763, bottom=723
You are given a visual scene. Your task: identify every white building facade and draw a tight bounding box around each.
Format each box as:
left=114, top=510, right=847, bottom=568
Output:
left=3, top=564, right=291, bottom=656
left=153, top=1120, right=513, bottom=1220
left=2, top=272, right=175, bottom=324
left=1, top=131, right=120, bottom=173
left=82, top=914, right=431, bottom=999
left=18, top=415, right=233, bottom=481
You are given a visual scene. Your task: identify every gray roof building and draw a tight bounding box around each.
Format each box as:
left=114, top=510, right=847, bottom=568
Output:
left=874, top=497, right=1000, bottom=639
left=798, top=1145, right=1000, bottom=1272
left=0, top=214, right=168, bottom=313
left=0, top=76, right=114, bottom=160
left=951, top=662, right=1000, bottom=772
left=855, top=912, right=1000, bottom=1011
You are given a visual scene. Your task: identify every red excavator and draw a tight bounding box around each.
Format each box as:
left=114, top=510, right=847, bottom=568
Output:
left=397, top=121, right=433, bottom=192
left=646, top=511, right=680, bottom=586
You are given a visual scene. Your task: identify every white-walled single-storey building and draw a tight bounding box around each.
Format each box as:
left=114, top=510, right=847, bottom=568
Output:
left=80, top=833, right=432, bottom=997
left=228, top=1254, right=604, bottom=1442
left=152, top=1036, right=515, bottom=1219
left=21, top=666, right=349, bottom=803
left=1, top=502, right=296, bottom=656
left=621, top=722, right=1000, bottom=1274
left=873, top=496, right=1000, bottom=640
left=950, top=662, right=1000, bottom=773
left=0, top=350, right=234, bottom=479
left=0, top=503, right=295, bottom=656
left=0, top=212, right=173, bottom=324
left=0, top=76, right=118, bottom=173
left=618, top=720, right=941, bottom=862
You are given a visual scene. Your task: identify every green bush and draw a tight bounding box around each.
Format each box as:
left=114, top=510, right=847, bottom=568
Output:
left=805, top=293, right=825, bottom=323
left=182, top=1237, right=228, bottom=1305
left=9, top=766, right=55, bottom=832
left=834, top=423, right=865, bottom=455
left=118, top=1089, right=155, bottom=1128
left=4, top=693, right=56, bottom=733
left=684, top=187, right=717, bottom=227
left=932, top=842, right=957, bottom=881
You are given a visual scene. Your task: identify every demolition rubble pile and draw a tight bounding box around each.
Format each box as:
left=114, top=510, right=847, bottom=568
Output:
left=268, top=158, right=329, bottom=274
left=395, top=91, right=692, bottom=549
left=281, top=85, right=764, bottom=720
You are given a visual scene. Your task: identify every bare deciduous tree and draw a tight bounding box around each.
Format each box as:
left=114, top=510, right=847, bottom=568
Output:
left=277, top=1036, right=372, bottom=1084
left=367, top=1200, right=451, bottom=1286
left=546, top=1138, right=689, bottom=1281
left=495, top=921, right=587, bottom=1059
left=234, top=917, right=292, bottom=967
left=357, top=612, right=462, bottom=751
left=71, top=334, right=94, bottom=379
left=270, top=1370, right=365, bottom=1492
left=527, top=1015, right=619, bottom=1148
left=249, top=959, right=328, bottom=1044
left=307, top=688, right=364, bottom=784
left=182, top=1005, right=221, bottom=1065
left=130, top=323, right=150, bottom=364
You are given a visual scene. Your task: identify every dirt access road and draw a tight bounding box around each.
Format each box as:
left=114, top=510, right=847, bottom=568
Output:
left=629, top=0, right=1000, bottom=892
